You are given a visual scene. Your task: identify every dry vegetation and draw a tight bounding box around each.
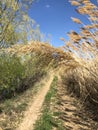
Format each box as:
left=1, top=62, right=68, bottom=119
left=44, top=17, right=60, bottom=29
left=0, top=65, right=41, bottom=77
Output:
left=61, top=0, right=98, bottom=120
left=0, top=41, right=74, bottom=100
left=0, top=0, right=98, bottom=129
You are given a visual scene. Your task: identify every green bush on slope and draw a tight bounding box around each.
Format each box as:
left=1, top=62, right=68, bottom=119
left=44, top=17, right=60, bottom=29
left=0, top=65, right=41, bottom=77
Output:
left=0, top=52, right=47, bottom=100
left=0, top=54, right=25, bottom=99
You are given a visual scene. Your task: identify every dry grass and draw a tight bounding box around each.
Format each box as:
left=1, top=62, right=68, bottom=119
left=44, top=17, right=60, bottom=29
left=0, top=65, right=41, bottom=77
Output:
left=2, top=40, right=98, bottom=111
left=60, top=0, right=98, bottom=117
left=1, top=0, right=98, bottom=118
left=62, top=56, right=98, bottom=120
left=1, top=41, right=74, bottom=67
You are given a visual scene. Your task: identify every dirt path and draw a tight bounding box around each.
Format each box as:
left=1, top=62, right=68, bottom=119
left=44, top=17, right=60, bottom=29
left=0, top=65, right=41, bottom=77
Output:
left=56, top=81, right=98, bottom=130
left=15, top=69, right=98, bottom=130
left=16, top=71, right=54, bottom=130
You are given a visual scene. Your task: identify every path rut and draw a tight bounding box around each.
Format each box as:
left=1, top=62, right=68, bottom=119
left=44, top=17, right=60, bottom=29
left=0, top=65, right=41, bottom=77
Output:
left=16, top=71, right=54, bottom=130
left=56, top=81, right=98, bottom=130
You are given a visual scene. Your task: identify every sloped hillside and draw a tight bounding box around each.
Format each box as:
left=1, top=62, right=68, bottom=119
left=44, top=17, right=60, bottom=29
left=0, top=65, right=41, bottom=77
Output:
left=0, top=42, right=71, bottom=99
left=0, top=41, right=98, bottom=130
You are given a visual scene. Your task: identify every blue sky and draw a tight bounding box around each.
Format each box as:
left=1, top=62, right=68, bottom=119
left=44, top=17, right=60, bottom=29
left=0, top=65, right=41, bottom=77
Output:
left=28, top=0, right=98, bottom=47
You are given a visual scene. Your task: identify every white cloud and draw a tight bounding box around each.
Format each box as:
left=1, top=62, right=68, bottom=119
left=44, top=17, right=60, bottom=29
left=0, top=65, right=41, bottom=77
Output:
left=45, top=4, right=50, bottom=8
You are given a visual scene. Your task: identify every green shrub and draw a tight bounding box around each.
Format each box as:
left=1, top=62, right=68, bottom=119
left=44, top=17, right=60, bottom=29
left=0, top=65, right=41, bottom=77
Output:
left=0, top=54, right=25, bottom=99
left=0, top=52, right=48, bottom=100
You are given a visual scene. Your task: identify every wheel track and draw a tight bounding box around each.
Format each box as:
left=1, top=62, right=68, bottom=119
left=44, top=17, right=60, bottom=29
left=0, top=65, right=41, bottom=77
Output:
left=56, top=82, right=98, bottom=130
left=16, top=71, right=54, bottom=130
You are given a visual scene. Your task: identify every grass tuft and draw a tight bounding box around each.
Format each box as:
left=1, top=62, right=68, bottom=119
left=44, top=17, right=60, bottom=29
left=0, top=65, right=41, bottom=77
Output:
left=34, top=76, right=64, bottom=130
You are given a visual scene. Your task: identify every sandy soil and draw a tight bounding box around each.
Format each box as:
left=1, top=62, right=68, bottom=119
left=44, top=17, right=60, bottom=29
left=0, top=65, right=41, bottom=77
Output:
left=16, top=71, right=54, bottom=130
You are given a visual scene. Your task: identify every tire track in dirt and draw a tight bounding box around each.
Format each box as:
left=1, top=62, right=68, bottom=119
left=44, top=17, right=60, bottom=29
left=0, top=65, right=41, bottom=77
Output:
left=16, top=71, right=54, bottom=130
left=55, top=80, right=98, bottom=130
